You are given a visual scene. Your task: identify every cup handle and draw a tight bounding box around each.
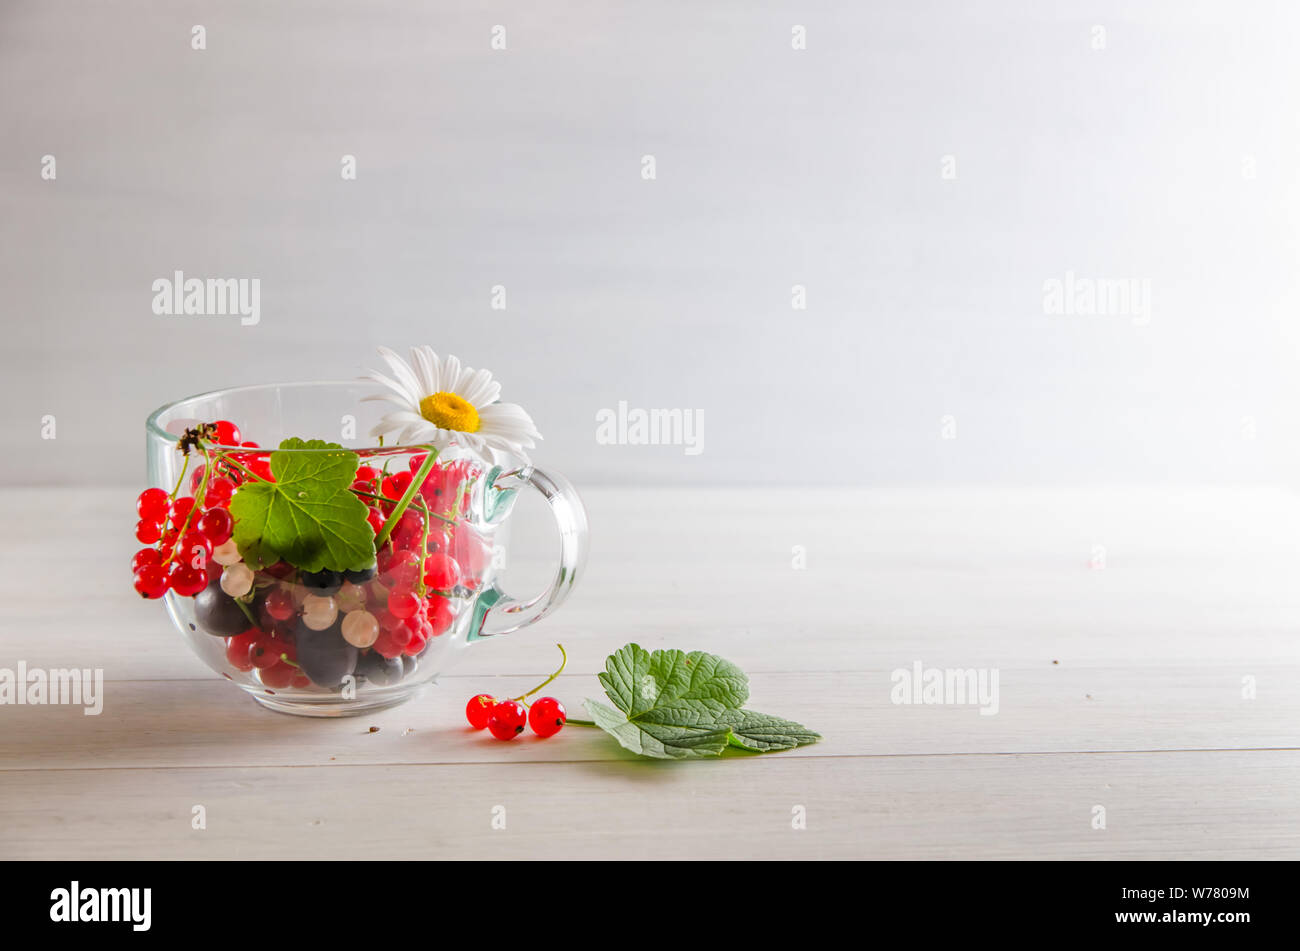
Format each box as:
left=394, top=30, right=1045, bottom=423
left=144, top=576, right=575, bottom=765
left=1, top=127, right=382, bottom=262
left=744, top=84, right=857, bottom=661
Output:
left=467, top=464, right=588, bottom=640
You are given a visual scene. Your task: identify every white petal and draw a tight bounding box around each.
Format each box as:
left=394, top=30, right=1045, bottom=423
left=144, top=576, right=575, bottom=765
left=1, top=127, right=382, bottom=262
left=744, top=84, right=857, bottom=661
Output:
left=440, top=354, right=462, bottom=396
left=452, top=362, right=478, bottom=397
left=359, top=392, right=417, bottom=411
left=360, top=369, right=420, bottom=408
left=480, top=433, right=532, bottom=464
left=376, top=346, right=426, bottom=404
left=397, top=418, right=447, bottom=446
left=398, top=423, right=426, bottom=444
left=459, top=368, right=500, bottom=407
left=455, top=432, right=487, bottom=454
left=477, top=402, right=542, bottom=442
left=409, top=346, right=436, bottom=396
left=369, top=410, right=426, bottom=438
left=419, top=346, right=443, bottom=391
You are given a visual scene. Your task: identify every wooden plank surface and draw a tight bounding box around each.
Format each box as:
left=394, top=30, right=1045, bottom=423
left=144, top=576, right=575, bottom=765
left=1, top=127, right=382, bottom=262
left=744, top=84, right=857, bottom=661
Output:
left=2, top=752, right=1296, bottom=860
left=1, top=486, right=1297, bottom=859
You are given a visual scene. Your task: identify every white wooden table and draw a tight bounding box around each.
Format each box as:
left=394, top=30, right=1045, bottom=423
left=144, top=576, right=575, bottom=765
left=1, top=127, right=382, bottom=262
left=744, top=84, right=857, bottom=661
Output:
left=1, top=486, right=1297, bottom=859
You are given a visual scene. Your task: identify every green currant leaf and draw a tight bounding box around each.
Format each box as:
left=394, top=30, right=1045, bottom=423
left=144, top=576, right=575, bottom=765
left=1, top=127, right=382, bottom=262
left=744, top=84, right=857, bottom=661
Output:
left=722, top=709, right=822, bottom=752
left=228, top=438, right=375, bottom=573
left=584, top=643, right=819, bottom=760
left=584, top=698, right=734, bottom=759
left=597, top=642, right=749, bottom=719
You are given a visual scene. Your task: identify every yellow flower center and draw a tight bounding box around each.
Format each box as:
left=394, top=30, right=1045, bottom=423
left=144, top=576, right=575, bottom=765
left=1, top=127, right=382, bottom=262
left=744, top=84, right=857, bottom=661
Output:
left=419, top=391, right=480, bottom=433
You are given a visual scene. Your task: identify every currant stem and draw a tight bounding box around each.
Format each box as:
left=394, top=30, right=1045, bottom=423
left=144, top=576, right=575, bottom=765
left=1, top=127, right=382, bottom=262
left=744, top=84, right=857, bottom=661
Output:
left=169, top=454, right=191, bottom=500
left=232, top=596, right=258, bottom=627
left=374, top=446, right=440, bottom=548
left=217, top=453, right=270, bottom=485
left=354, top=488, right=455, bottom=525
left=564, top=718, right=597, bottom=727
left=508, top=643, right=567, bottom=702
left=162, top=447, right=212, bottom=568
left=413, top=494, right=431, bottom=598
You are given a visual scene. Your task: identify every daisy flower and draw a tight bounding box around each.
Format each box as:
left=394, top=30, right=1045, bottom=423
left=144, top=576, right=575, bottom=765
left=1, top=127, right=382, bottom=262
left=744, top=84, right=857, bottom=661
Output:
left=360, top=346, right=541, bottom=460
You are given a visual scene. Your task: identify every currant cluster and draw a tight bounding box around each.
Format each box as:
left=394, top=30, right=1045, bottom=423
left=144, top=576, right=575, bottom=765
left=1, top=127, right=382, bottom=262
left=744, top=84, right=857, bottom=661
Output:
left=130, top=419, right=245, bottom=600
left=132, top=420, right=498, bottom=694
left=467, top=694, right=567, bottom=740
left=219, top=561, right=434, bottom=691
left=464, top=645, right=569, bottom=741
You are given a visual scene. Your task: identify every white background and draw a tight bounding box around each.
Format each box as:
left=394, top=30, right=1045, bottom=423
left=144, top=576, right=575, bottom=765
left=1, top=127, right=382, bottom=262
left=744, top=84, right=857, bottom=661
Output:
left=2, top=1, right=1298, bottom=487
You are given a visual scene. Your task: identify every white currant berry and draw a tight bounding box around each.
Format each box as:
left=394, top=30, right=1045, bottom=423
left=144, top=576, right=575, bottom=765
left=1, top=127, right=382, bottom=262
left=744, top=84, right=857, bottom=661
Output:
left=301, top=594, right=338, bottom=631
left=220, top=562, right=254, bottom=598
left=336, top=582, right=366, bottom=613
left=212, top=539, right=241, bottom=566
left=340, top=609, right=380, bottom=648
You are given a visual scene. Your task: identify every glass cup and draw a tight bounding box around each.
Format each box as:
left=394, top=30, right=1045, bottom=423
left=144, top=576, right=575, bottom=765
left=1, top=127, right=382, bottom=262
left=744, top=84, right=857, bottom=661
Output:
left=145, top=380, right=588, bottom=716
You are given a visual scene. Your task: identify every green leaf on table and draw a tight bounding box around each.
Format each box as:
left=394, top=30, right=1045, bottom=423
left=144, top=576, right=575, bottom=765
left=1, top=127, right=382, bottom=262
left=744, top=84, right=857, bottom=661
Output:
left=228, top=437, right=375, bottom=572
left=597, top=642, right=749, bottom=718
left=723, top=709, right=823, bottom=752
left=584, top=643, right=820, bottom=760
left=584, top=698, right=735, bottom=759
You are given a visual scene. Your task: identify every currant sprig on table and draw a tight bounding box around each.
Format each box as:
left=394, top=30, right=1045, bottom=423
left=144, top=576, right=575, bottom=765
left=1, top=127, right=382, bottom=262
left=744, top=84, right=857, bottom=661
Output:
left=465, top=644, right=571, bottom=740
left=466, top=643, right=822, bottom=759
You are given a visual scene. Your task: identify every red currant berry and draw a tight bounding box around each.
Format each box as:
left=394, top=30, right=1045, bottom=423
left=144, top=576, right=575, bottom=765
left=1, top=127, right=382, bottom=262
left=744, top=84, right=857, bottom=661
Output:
left=179, top=531, right=213, bottom=565
left=203, top=477, right=235, bottom=509
left=170, top=564, right=208, bottom=597
left=213, top=420, right=242, bottom=445
left=425, top=529, right=451, bottom=557
left=392, top=510, right=424, bottom=550
left=171, top=496, right=197, bottom=527
left=190, top=465, right=207, bottom=494
left=366, top=508, right=385, bottom=535
left=259, top=663, right=295, bottom=688
left=263, top=561, right=294, bottom=580
left=381, top=470, right=413, bottom=501
left=249, top=636, right=283, bottom=669
left=356, top=465, right=380, bottom=484
left=196, top=507, right=233, bottom=544
left=487, top=701, right=527, bottom=741
left=264, top=587, right=296, bottom=622
left=131, top=547, right=161, bottom=573
left=528, top=697, right=567, bottom=738
left=133, top=564, right=170, bottom=599
left=422, top=553, right=461, bottom=591
left=405, top=632, right=427, bottom=657
left=427, top=595, right=454, bottom=636
left=225, top=630, right=259, bottom=671
left=375, top=607, right=404, bottom=632
left=136, top=487, right=170, bottom=522
left=387, top=589, right=419, bottom=620
left=372, top=629, right=404, bottom=659
left=383, top=550, right=421, bottom=587
left=389, top=621, right=413, bottom=648
left=135, top=519, right=163, bottom=544
left=466, top=694, right=496, bottom=729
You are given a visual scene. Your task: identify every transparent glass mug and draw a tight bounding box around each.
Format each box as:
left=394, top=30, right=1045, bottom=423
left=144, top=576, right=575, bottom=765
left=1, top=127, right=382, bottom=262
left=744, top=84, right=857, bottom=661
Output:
left=146, top=381, right=588, bottom=716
